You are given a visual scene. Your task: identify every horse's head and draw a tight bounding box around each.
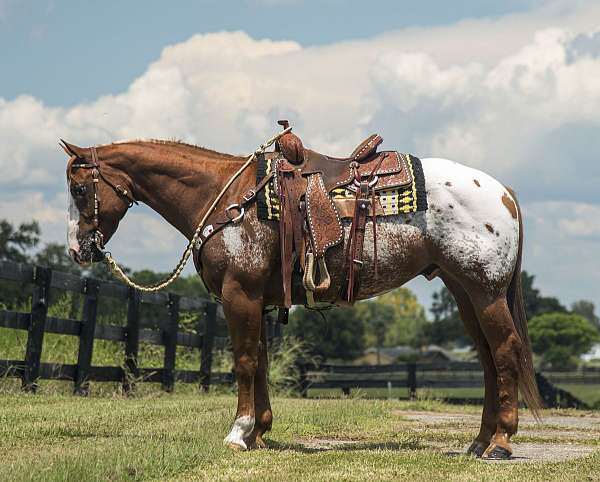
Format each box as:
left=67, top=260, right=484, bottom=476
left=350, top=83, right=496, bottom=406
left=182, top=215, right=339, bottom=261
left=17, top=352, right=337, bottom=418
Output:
left=62, top=141, right=136, bottom=265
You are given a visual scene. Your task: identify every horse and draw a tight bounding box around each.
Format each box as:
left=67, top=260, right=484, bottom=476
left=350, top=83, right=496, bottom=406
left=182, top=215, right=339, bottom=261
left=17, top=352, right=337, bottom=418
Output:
left=62, top=136, right=542, bottom=459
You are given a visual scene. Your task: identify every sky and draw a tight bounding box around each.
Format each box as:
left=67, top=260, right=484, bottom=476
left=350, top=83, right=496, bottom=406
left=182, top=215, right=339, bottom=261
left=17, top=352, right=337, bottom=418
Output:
left=0, top=0, right=599, bottom=313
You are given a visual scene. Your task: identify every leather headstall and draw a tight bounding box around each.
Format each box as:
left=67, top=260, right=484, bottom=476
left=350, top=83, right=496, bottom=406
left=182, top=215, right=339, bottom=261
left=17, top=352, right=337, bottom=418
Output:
left=67, top=146, right=138, bottom=250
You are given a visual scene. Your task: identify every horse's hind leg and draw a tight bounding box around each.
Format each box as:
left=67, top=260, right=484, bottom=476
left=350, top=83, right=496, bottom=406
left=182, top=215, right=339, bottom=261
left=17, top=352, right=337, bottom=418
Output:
left=442, top=275, right=498, bottom=457
left=470, top=294, right=522, bottom=459
left=222, top=279, right=263, bottom=450
left=245, top=314, right=273, bottom=449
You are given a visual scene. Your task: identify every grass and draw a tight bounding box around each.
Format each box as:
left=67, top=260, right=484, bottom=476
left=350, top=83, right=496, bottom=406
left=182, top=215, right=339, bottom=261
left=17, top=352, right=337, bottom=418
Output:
left=0, top=392, right=598, bottom=481
left=556, top=383, right=600, bottom=407
left=308, top=387, right=485, bottom=400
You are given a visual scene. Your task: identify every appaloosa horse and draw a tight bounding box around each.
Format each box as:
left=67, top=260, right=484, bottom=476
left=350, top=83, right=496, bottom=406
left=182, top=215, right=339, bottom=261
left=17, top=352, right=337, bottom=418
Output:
left=63, top=135, right=541, bottom=459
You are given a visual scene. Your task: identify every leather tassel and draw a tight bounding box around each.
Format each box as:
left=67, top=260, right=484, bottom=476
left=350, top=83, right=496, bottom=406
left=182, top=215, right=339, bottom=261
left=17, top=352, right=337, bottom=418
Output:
left=372, top=189, right=378, bottom=280
left=277, top=169, right=294, bottom=308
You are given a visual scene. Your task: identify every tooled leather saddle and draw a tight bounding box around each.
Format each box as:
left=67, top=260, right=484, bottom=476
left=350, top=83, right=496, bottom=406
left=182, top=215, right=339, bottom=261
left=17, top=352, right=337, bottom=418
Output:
left=273, top=120, right=413, bottom=307
left=196, top=121, right=415, bottom=310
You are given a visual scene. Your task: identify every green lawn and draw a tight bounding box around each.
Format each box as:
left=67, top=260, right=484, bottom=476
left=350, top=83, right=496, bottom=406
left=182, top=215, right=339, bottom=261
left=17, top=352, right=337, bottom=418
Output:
left=309, top=385, right=600, bottom=408
left=0, top=392, right=598, bottom=481
left=308, top=387, right=485, bottom=400
left=556, top=383, right=600, bottom=407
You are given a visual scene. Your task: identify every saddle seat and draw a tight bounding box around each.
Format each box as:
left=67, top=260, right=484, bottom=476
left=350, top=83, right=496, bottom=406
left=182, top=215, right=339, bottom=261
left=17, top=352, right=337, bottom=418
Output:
left=277, top=119, right=383, bottom=166
left=277, top=122, right=411, bottom=193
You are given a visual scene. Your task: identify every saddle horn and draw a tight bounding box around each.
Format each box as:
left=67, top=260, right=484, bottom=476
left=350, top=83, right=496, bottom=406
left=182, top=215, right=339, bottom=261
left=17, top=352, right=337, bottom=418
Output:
left=276, top=120, right=304, bottom=165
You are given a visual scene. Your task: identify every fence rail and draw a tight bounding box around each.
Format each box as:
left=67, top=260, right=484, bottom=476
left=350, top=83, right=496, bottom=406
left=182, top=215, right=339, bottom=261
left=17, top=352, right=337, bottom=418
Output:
left=0, top=260, right=278, bottom=394
left=299, top=361, right=595, bottom=408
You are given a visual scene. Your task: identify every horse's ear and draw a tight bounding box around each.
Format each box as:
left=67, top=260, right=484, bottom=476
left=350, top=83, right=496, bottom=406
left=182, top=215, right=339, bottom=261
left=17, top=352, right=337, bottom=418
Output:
left=60, top=139, right=86, bottom=158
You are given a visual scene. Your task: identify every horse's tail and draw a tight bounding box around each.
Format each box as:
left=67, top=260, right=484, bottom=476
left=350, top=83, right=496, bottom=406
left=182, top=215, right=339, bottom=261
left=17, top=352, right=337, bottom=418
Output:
left=506, top=188, right=543, bottom=419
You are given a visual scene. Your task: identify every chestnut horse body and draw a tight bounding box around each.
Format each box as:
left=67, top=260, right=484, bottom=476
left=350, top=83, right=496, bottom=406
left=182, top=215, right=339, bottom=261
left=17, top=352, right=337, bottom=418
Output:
left=64, top=139, right=541, bottom=459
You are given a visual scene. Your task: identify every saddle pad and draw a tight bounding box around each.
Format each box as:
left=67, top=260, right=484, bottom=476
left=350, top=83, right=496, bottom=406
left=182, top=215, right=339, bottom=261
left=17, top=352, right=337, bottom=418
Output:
left=256, top=152, right=428, bottom=221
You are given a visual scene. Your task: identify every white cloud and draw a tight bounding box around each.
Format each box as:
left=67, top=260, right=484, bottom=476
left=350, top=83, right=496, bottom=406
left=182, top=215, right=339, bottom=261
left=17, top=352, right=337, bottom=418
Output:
left=556, top=203, right=600, bottom=239
left=523, top=201, right=600, bottom=308
left=1, top=3, right=599, bottom=309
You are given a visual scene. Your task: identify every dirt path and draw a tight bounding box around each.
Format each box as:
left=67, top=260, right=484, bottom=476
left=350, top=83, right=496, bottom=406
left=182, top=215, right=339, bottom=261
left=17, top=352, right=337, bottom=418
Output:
left=295, top=410, right=599, bottom=463
left=400, top=410, right=599, bottom=462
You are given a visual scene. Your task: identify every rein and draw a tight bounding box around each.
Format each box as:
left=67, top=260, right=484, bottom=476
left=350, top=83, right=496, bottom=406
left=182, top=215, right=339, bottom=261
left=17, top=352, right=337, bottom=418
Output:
left=72, top=128, right=291, bottom=293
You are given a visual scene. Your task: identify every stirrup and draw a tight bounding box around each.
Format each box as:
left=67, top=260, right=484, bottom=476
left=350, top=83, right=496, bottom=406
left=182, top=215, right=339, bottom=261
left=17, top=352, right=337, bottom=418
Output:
left=302, top=252, right=331, bottom=293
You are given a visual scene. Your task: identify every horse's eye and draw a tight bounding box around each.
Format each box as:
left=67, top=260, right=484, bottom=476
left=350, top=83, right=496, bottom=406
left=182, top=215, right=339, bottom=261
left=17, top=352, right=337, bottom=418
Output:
left=73, top=185, right=87, bottom=197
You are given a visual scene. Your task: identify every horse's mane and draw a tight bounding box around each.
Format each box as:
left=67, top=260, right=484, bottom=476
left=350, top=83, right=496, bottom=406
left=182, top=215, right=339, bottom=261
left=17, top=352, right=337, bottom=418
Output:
left=104, top=138, right=239, bottom=160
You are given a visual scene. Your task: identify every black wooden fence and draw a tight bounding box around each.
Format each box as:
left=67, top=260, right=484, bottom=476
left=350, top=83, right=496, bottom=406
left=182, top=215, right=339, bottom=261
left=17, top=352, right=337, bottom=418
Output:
left=298, top=362, right=599, bottom=408
left=0, top=260, right=280, bottom=394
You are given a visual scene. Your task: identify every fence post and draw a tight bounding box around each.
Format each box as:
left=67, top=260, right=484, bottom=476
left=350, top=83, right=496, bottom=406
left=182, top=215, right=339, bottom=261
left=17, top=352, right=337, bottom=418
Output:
left=162, top=293, right=179, bottom=392
left=22, top=266, right=52, bottom=392
left=199, top=302, right=217, bottom=392
left=407, top=362, right=417, bottom=400
left=266, top=314, right=274, bottom=344
left=74, top=278, right=99, bottom=396
left=123, top=288, right=141, bottom=394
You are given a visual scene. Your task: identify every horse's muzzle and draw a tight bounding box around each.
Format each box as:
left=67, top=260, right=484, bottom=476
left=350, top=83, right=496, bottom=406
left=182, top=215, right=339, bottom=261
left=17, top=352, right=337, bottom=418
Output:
left=70, top=238, right=104, bottom=265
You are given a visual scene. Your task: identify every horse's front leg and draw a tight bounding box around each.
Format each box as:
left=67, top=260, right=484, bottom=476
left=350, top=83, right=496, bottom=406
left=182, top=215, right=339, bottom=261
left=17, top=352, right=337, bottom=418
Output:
left=222, top=278, right=263, bottom=450
left=245, top=314, right=273, bottom=449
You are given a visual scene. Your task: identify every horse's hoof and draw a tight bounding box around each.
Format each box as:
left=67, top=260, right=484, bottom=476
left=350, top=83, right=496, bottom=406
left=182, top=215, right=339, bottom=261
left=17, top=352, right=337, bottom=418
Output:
left=467, top=440, right=488, bottom=458
left=482, top=443, right=512, bottom=460
left=245, top=435, right=268, bottom=450
left=225, top=442, right=247, bottom=451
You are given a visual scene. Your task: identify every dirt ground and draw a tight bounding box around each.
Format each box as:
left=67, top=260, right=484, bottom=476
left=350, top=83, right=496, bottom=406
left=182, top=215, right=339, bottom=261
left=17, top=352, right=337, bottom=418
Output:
left=296, top=409, right=600, bottom=463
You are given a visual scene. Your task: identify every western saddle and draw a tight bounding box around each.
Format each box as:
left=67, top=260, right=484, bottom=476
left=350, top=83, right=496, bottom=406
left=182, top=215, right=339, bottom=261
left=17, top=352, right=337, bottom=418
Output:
left=197, top=121, right=414, bottom=310
left=273, top=120, right=413, bottom=307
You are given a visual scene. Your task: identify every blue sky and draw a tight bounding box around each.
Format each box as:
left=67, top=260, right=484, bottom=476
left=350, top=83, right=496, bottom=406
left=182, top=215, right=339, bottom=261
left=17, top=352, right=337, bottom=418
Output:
left=0, top=0, right=599, bottom=312
left=2, top=0, right=542, bottom=106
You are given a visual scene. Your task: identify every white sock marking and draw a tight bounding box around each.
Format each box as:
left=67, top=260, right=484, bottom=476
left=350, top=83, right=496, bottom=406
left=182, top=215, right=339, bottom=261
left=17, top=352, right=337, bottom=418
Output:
left=223, top=415, right=255, bottom=450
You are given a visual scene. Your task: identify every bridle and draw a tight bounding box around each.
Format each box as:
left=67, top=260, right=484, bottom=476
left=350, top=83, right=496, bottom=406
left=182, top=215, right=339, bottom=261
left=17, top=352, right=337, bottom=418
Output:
left=67, top=146, right=138, bottom=251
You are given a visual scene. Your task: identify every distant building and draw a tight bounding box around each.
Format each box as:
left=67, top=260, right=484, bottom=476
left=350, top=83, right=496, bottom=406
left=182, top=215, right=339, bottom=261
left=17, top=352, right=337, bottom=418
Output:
left=355, top=344, right=472, bottom=365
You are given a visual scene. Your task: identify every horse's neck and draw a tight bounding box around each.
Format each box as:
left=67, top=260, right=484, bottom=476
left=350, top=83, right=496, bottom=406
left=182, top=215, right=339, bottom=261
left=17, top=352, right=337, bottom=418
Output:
left=113, top=143, right=244, bottom=239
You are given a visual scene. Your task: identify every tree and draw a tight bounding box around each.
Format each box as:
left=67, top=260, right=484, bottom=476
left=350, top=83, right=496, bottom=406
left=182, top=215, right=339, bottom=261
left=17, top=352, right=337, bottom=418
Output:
left=571, top=300, right=600, bottom=329
left=0, top=220, right=42, bottom=308
left=358, top=288, right=428, bottom=348
left=131, top=269, right=207, bottom=298
left=287, top=306, right=365, bottom=361
left=529, top=312, right=600, bottom=369
left=423, top=287, right=469, bottom=347
left=0, top=220, right=40, bottom=263
left=521, top=271, right=566, bottom=319
left=357, top=301, right=394, bottom=351
left=430, top=286, right=458, bottom=323
left=35, top=242, right=81, bottom=274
